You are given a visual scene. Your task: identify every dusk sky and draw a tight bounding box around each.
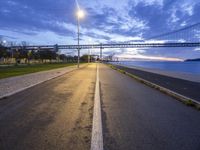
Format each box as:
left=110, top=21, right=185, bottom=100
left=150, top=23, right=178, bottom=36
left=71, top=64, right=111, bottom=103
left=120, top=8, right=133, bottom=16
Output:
left=0, top=0, right=200, bottom=60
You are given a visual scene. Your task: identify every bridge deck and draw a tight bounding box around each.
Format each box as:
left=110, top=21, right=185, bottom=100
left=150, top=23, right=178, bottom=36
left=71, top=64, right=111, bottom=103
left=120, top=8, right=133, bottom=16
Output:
left=9, top=42, right=200, bottom=50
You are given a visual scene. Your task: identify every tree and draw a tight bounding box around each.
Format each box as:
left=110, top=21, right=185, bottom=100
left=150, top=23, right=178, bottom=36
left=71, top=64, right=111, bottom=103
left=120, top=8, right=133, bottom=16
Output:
left=0, top=46, right=7, bottom=59
left=0, top=38, right=8, bottom=59
left=38, top=49, right=57, bottom=63
left=59, top=54, right=67, bottom=62
left=80, top=54, right=95, bottom=62
left=80, top=54, right=89, bottom=62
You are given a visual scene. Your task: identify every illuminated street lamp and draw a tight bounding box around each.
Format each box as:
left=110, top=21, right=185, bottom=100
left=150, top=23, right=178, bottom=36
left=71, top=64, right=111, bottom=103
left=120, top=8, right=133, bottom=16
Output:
left=76, top=9, right=85, bottom=68
left=3, top=40, right=7, bottom=44
left=2, top=40, right=7, bottom=46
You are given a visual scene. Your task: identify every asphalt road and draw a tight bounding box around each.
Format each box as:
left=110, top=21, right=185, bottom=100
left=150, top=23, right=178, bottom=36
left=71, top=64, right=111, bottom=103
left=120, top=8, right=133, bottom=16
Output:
left=0, top=63, right=96, bottom=150
left=1, top=63, right=200, bottom=150
left=99, top=64, right=200, bottom=150
left=114, top=65, right=200, bottom=101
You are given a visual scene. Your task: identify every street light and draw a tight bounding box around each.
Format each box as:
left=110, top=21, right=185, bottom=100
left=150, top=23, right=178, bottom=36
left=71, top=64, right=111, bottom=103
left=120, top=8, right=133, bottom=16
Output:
left=2, top=40, right=7, bottom=46
left=77, top=9, right=85, bottom=19
left=76, top=9, right=85, bottom=68
left=3, top=40, right=7, bottom=44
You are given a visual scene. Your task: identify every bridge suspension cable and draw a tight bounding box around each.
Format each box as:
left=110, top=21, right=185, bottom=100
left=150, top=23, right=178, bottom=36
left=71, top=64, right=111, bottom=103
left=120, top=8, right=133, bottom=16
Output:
left=146, top=22, right=200, bottom=42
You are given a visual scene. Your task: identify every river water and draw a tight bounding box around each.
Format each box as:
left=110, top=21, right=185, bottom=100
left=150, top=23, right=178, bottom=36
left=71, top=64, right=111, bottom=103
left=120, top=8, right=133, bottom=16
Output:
left=111, top=61, right=200, bottom=74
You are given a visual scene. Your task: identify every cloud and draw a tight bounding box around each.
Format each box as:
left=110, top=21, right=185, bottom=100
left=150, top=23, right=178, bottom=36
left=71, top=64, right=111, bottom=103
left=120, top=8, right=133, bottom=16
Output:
left=116, top=54, right=183, bottom=61
left=1, top=0, right=200, bottom=59
left=0, top=29, right=75, bottom=45
left=194, top=48, right=200, bottom=51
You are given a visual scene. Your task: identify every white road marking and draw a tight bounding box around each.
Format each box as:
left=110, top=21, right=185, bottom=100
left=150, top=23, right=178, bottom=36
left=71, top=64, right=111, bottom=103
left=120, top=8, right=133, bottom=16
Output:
left=91, top=63, right=103, bottom=150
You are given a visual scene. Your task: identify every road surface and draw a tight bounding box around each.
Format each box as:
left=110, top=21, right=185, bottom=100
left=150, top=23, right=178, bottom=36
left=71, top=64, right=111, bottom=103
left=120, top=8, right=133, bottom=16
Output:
left=114, top=65, right=200, bottom=101
left=0, top=63, right=200, bottom=150
left=99, top=64, right=200, bottom=150
left=0, top=63, right=96, bottom=150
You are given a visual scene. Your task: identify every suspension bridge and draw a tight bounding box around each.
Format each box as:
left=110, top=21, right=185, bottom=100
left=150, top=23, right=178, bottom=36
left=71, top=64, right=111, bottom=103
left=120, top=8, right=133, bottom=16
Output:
left=7, top=22, right=200, bottom=52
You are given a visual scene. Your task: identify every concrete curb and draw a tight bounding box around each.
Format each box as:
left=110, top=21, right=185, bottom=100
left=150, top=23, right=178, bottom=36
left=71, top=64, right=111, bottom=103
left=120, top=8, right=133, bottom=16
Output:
left=108, top=64, right=200, bottom=110
left=0, top=64, right=88, bottom=100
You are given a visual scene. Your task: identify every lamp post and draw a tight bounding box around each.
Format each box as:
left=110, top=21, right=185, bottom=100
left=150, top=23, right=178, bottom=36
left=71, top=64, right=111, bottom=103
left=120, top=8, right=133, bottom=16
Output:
left=76, top=9, right=85, bottom=68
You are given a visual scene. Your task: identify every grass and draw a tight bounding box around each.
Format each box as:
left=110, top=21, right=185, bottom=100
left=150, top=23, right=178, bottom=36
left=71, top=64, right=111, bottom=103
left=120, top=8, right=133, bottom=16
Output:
left=184, top=99, right=196, bottom=107
left=0, top=63, right=78, bottom=79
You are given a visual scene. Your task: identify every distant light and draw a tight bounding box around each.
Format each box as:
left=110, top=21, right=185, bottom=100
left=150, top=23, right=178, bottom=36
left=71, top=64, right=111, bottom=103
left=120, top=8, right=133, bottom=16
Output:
left=77, top=9, right=85, bottom=19
left=3, top=40, right=7, bottom=44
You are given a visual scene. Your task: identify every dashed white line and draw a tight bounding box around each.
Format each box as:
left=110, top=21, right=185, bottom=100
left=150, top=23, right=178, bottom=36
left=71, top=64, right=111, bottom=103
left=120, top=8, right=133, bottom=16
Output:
left=91, top=63, right=103, bottom=150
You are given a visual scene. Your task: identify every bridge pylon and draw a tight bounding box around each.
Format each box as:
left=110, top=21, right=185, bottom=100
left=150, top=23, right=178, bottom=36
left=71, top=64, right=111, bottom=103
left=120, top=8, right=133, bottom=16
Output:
left=100, top=43, right=103, bottom=61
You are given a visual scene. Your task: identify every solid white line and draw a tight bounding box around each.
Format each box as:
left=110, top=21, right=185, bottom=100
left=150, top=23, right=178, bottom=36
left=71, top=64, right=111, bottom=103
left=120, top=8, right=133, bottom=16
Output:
left=91, top=63, right=103, bottom=150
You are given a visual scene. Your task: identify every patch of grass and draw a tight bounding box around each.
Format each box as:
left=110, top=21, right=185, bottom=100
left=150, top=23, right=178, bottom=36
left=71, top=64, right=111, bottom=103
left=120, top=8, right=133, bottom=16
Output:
left=184, top=99, right=195, bottom=107
left=118, top=69, right=126, bottom=74
left=0, top=63, right=78, bottom=79
left=107, top=64, right=117, bottom=70
left=111, top=66, right=117, bottom=70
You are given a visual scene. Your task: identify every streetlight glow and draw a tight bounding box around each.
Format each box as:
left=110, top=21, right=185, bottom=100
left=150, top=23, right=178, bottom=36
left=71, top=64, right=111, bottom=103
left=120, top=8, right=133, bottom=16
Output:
left=77, top=9, right=85, bottom=19
left=76, top=8, right=85, bottom=68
